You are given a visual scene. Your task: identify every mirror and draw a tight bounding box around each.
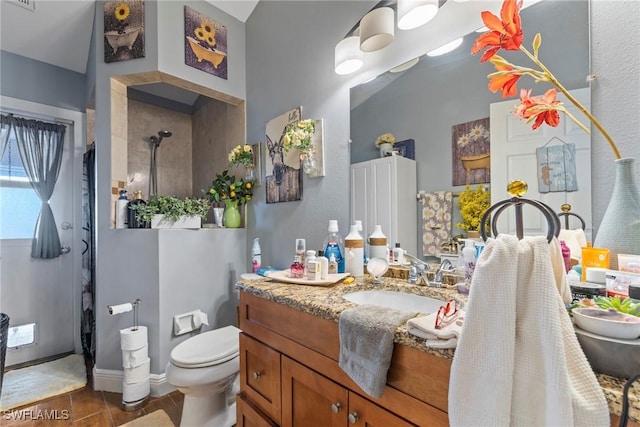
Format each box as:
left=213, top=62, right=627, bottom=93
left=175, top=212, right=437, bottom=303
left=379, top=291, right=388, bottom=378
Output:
left=350, top=0, right=590, bottom=256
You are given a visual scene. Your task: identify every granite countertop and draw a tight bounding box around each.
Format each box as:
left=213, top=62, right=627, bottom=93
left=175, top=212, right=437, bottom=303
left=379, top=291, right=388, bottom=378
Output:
left=236, top=275, right=640, bottom=422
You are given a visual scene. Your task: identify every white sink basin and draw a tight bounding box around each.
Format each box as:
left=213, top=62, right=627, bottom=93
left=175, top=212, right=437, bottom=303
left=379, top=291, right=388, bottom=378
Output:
left=342, top=290, right=444, bottom=314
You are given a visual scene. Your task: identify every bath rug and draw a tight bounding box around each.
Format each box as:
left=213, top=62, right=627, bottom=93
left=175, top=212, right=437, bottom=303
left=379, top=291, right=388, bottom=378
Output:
left=0, top=354, right=86, bottom=411
left=119, top=409, right=175, bottom=427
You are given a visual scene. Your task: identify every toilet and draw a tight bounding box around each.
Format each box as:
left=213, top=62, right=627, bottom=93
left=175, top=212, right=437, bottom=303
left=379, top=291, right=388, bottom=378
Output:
left=165, top=325, right=241, bottom=427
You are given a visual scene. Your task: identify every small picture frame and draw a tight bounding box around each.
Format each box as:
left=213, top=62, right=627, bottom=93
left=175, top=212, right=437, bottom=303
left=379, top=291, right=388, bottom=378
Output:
left=394, top=139, right=415, bottom=160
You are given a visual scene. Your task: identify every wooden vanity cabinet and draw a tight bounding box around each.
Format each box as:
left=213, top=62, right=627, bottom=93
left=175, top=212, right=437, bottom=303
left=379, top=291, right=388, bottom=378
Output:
left=237, top=291, right=450, bottom=427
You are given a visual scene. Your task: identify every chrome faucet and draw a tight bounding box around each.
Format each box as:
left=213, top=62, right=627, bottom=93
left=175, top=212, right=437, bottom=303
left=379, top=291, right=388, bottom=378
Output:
left=432, top=259, right=454, bottom=286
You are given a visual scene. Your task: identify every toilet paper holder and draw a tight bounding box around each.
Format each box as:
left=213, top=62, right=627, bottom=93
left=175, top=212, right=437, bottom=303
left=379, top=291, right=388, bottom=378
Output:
left=108, top=299, right=141, bottom=331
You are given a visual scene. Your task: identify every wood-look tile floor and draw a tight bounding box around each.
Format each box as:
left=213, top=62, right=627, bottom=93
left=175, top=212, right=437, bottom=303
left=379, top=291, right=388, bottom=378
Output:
left=1, top=357, right=183, bottom=427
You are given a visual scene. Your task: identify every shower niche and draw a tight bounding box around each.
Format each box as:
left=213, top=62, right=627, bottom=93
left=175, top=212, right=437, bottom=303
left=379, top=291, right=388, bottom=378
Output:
left=110, top=72, right=246, bottom=228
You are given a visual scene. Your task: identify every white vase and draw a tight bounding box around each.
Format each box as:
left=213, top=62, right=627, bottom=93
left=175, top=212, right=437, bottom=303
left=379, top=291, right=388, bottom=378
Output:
left=378, top=143, right=393, bottom=158
left=593, top=158, right=640, bottom=269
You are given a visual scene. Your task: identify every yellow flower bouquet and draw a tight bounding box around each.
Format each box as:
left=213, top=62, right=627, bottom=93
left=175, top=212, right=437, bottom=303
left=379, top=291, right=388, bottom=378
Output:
left=228, top=144, right=253, bottom=167
left=283, top=119, right=316, bottom=153
left=456, top=184, right=491, bottom=232
left=374, top=133, right=396, bottom=147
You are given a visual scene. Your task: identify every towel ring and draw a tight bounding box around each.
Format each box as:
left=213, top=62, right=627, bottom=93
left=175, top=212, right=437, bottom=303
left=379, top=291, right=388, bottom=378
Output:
left=557, top=203, right=586, bottom=230
left=480, top=180, right=558, bottom=243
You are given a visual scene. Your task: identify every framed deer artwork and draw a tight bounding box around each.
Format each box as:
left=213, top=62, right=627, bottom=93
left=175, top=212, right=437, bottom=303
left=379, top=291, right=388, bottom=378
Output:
left=265, top=107, right=303, bottom=204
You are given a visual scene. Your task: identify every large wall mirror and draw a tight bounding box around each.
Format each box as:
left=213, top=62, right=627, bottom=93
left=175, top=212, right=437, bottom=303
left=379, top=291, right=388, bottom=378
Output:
left=350, top=0, right=590, bottom=257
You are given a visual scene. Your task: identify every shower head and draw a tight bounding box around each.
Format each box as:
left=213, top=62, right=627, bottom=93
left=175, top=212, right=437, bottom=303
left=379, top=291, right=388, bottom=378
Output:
left=150, top=130, right=172, bottom=147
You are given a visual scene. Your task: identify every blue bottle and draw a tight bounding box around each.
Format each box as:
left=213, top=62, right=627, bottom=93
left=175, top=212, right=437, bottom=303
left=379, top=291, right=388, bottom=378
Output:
left=322, top=220, right=345, bottom=273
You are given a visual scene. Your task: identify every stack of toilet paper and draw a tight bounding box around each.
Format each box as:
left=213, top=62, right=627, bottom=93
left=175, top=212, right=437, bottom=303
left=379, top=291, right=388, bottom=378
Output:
left=120, top=326, right=150, bottom=403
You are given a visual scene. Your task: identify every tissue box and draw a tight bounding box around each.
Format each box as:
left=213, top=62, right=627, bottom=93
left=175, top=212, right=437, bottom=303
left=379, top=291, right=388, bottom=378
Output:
left=574, top=326, right=640, bottom=379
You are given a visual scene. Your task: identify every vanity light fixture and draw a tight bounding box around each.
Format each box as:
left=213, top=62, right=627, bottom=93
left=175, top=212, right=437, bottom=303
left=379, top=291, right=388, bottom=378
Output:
left=389, top=56, right=420, bottom=73
left=397, top=0, right=439, bottom=30
left=335, top=36, right=364, bottom=75
left=426, top=37, right=463, bottom=56
left=359, top=6, right=395, bottom=52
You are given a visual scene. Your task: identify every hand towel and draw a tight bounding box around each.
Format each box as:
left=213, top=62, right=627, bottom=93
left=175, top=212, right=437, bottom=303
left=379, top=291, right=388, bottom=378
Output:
left=339, top=304, right=417, bottom=398
left=406, top=311, right=465, bottom=349
left=550, top=236, right=572, bottom=304
left=559, top=228, right=588, bottom=262
left=448, top=234, right=609, bottom=427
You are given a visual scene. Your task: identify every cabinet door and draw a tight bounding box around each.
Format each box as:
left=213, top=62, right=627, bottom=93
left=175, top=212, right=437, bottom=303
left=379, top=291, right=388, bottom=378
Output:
left=351, top=162, right=372, bottom=239
left=240, top=333, right=282, bottom=424
left=282, top=356, right=347, bottom=427
left=237, top=394, right=279, bottom=427
left=370, top=159, right=395, bottom=246
left=348, top=393, right=417, bottom=427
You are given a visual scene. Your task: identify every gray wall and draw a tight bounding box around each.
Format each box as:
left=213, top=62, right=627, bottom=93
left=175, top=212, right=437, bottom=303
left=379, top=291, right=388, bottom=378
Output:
left=0, top=51, right=86, bottom=111
left=245, top=1, right=375, bottom=269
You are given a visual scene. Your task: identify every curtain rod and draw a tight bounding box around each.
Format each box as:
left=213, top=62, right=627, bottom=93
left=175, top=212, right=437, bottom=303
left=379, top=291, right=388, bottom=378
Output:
left=0, top=109, right=73, bottom=126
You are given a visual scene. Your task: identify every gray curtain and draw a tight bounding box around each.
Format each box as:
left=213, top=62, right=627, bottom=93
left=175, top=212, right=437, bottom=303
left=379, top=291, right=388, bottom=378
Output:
left=0, top=115, right=11, bottom=158
left=12, top=117, right=66, bottom=259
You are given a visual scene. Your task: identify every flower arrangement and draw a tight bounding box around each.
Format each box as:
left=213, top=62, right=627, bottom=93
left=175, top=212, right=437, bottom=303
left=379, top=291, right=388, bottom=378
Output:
left=456, top=124, right=490, bottom=148
left=193, top=18, right=217, bottom=49
left=204, top=170, right=253, bottom=206
left=374, top=133, right=396, bottom=147
left=456, top=184, right=491, bottom=232
left=472, top=0, right=621, bottom=159
left=283, top=119, right=316, bottom=153
left=228, top=144, right=254, bottom=167
left=113, top=2, right=131, bottom=34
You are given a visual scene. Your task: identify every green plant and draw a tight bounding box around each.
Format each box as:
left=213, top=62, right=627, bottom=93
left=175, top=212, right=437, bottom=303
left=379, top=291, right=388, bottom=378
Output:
left=456, top=184, right=491, bottom=232
left=203, top=170, right=253, bottom=206
left=228, top=144, right=254, bottom=167
left=129, top=195, right=211, bottom=224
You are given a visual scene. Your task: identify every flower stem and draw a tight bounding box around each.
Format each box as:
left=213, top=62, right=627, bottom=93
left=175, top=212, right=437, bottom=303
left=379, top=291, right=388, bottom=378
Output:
left=520, top=46, right=622, bottom=160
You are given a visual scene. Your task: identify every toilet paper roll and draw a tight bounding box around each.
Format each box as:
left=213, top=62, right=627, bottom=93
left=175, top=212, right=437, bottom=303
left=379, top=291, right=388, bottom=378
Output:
left=122, top=345, right=148, bottom=368
left=109, top=303, right=133, bottom=315
left=124, top=358, right=150, bottom=384
left=122, top=378, right=150, bottom=403
left=120, top=326, right=147, bottom=351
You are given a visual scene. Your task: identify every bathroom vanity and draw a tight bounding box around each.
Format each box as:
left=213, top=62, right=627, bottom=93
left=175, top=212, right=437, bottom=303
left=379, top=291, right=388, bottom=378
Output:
left=235, top=277, right=640, bottom=426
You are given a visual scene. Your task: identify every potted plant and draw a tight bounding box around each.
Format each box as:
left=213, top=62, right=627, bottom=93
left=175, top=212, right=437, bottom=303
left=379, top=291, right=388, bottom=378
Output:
left=203, top=170, right=253, bottom=228
left=129, top=195, right=211, bottom=229
left=456, top=184, right=491, bottom=238
left=374, top=133, right=395, bottom=158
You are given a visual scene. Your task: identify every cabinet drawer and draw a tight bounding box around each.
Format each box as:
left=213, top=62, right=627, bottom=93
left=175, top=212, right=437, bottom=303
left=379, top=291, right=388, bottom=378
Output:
left=236, top=394, right=278, bottom=427
left=240, top=333, right=282, bottom=424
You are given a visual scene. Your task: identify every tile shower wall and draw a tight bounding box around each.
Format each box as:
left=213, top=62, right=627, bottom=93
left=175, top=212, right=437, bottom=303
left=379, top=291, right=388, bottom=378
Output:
left=127, top=99, right=193, bottom=199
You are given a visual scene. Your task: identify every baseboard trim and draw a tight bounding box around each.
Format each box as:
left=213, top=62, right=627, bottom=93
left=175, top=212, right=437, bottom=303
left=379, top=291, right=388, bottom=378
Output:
left=92, top=367, right=175, bottom=397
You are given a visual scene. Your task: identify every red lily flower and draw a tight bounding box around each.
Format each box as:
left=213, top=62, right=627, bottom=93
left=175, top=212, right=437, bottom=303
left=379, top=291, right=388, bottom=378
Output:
left=488, top=64, right=522, bottom=98
left=515, top=88, right=562, bottom=130
left=471, top=0, right=524, bottom=62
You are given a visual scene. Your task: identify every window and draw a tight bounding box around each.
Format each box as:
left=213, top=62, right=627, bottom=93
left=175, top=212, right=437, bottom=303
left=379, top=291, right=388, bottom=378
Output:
left=0, top=134, right=40, bottom=239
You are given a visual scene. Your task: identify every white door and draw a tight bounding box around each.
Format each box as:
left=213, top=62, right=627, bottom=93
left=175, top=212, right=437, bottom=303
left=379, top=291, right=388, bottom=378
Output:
left=490, top=87, right=592, bottom=240
left=0, top=98, right=83, bottom=366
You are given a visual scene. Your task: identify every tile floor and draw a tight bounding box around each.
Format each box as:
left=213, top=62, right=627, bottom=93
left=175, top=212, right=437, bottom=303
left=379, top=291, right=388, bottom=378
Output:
left=1, top=356, right=183, bottom=427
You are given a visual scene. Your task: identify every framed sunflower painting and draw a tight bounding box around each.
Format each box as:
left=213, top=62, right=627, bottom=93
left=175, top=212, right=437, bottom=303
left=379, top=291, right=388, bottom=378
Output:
left=452, top=117, right=491, bottom=186
left=184, top=6, right=228, bottom=80
left=104, top=1, right=145, bottom=63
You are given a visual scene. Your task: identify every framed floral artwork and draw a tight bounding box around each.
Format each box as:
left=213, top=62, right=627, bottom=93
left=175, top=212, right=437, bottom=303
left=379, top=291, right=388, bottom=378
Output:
left=184, top=6, right=228, bottom=79
left=104, top=1, right=145, bottom=63
left=452, top=118, right=491, bottom=186
left=265, top=107, right=303, bottom=204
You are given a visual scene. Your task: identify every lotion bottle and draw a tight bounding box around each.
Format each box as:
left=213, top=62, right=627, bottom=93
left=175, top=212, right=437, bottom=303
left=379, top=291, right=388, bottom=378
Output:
left=461, top=239, right=476, bottom=285
left=251, top=238, right=262, bottom=273
left=317, top=250, right=329, bottom=280
left=345, top=225, right=364, bottom=277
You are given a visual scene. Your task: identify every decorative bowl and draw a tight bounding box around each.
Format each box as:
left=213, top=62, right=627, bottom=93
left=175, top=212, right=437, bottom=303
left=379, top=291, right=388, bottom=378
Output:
left=572, top=307, right=640, bottom=340
left=366, top=257, right=389, bottom=284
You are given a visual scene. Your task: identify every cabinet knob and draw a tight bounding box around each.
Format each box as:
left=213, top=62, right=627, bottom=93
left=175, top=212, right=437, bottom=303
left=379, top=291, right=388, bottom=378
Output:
left=331, top=402, right=342, bottom=414
left=252, top=371, right=262, bottom=380
left=348, top=412, right=360, bottom=424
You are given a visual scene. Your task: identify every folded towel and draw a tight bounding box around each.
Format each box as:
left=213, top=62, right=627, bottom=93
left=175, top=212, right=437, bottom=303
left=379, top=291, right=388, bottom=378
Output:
left=406, top=311, right=465, bottom=349
left=448, top=235, right=609, bottom=427
left=339, top=304, right=417, bottom=398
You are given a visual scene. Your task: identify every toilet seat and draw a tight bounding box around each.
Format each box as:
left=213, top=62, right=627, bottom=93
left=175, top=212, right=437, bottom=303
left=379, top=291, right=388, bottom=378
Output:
left=170, top=325, right=240, bottom=368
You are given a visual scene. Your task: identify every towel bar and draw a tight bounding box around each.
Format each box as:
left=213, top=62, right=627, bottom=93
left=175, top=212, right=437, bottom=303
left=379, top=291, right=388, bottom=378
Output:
left=480, top=180, right=558, bottom=243
left=557, top=203, right=586, bottom=230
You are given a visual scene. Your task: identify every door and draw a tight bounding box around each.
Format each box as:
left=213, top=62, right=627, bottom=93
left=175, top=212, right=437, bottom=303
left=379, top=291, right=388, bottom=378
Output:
left=282, top=356, right=347, bottom=427
left=490, top=87, right=592, bottom=240
left=0, top=98, right=82, bottom=366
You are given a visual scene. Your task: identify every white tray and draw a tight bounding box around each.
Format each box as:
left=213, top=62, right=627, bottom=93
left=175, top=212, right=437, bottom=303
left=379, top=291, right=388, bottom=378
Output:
left=267, top=269, right=350, bottom=286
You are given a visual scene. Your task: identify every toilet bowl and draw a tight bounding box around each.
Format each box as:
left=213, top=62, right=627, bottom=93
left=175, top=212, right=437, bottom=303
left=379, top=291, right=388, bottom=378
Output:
left=165, top=325, right=241, bottom=427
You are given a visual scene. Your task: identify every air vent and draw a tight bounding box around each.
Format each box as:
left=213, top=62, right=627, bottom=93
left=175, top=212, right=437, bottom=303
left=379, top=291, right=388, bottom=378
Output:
left=7, top=0, right=35, bottom=12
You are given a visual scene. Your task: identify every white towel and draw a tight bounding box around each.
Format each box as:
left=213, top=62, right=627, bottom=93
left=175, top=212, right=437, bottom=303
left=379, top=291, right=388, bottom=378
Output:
left=448, top=235, right=609, bottom=427
left=406, top=311, right=465, bottom=349
left=550, top=237, right=572, bottom=305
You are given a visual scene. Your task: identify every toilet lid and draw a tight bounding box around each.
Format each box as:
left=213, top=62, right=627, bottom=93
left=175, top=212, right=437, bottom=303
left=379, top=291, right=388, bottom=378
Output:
left=170, top=325, right=241, bottom=368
